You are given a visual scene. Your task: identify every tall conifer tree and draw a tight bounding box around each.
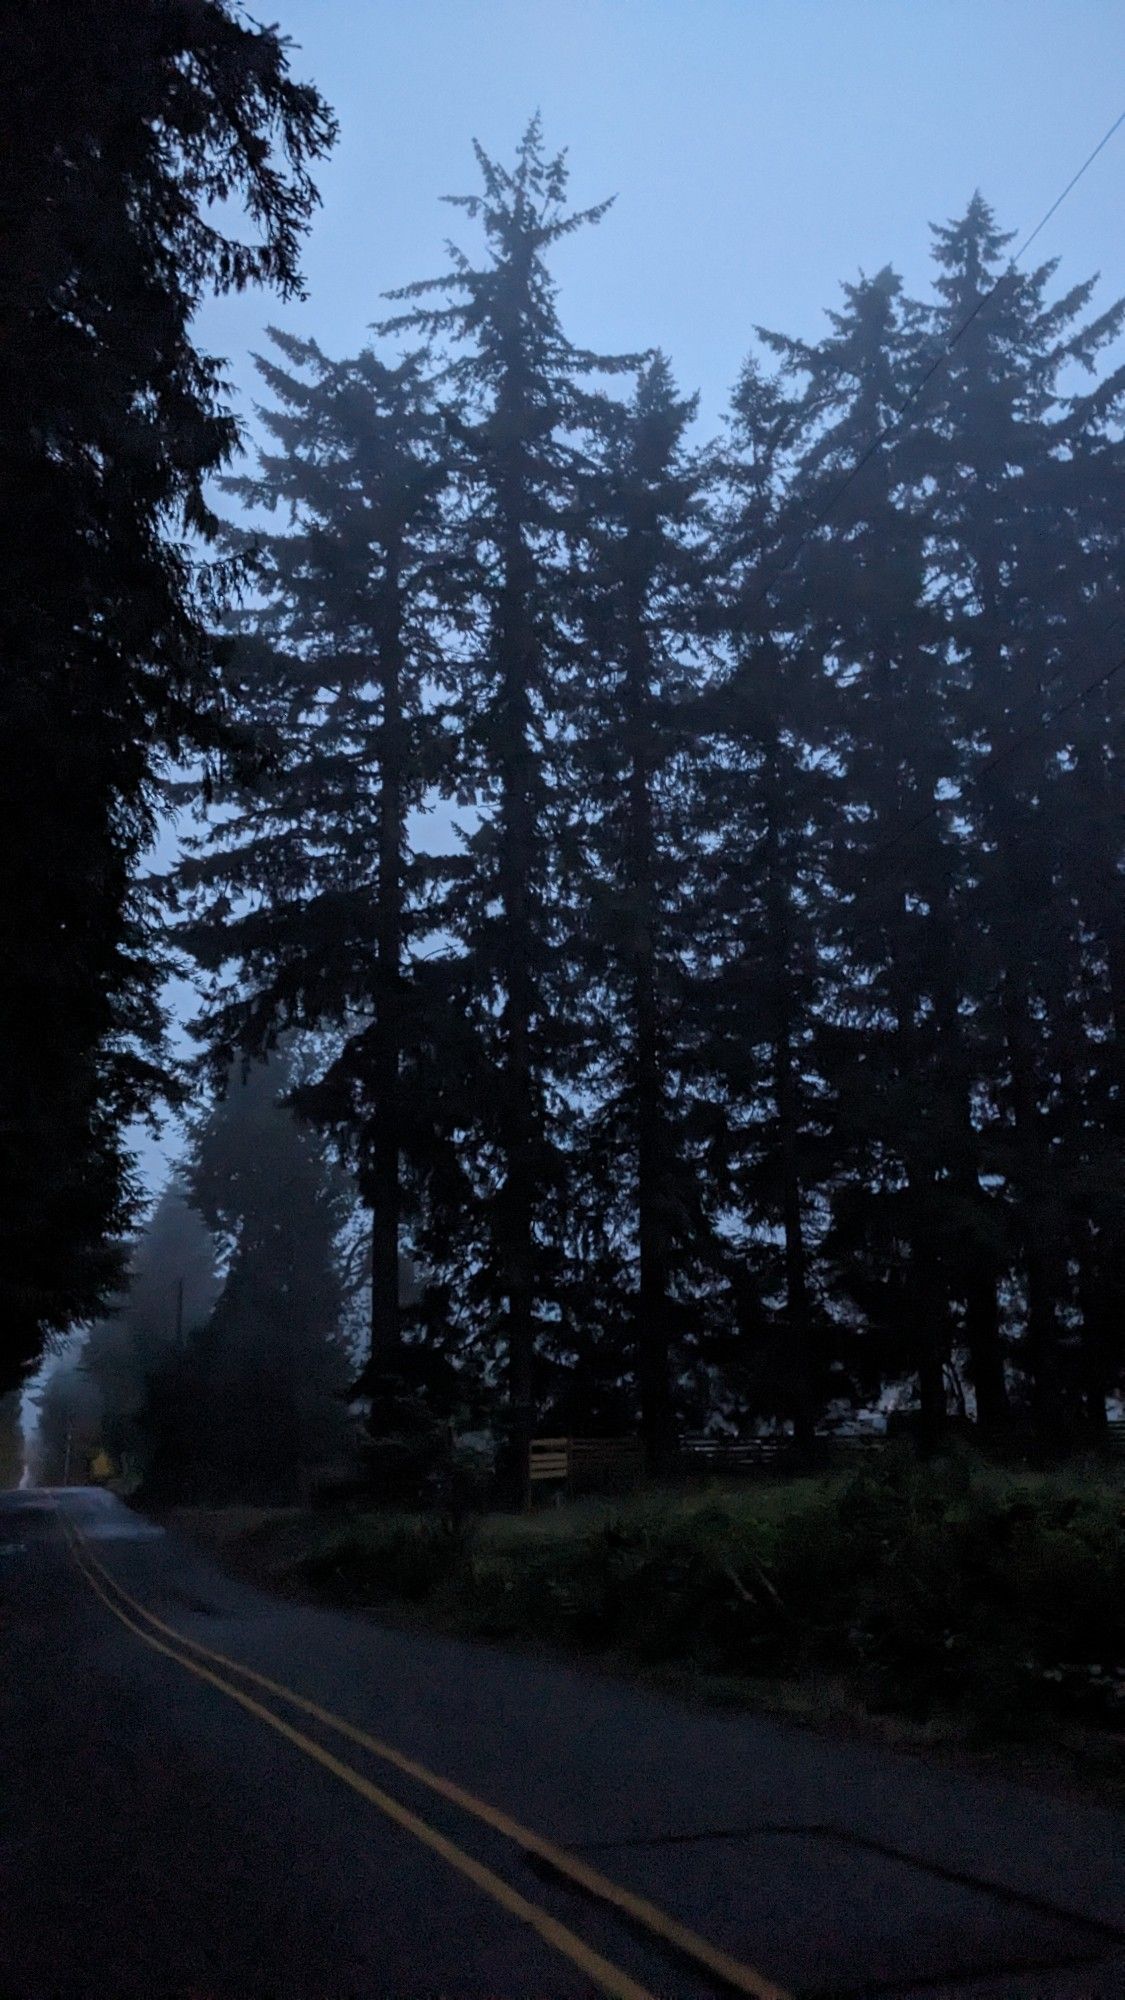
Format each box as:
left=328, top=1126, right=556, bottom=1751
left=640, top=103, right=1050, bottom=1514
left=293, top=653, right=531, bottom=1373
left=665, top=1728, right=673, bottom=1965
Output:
left=766, top=268, right=966, bottom=1446
left=913, top=197, right=1125, bottom=1440
left=382, top=120, right=635, bottom=1494
left=181, top=337, right=458, bottom=1386
left=0, top=3, right=334, bottom=1386
left=697, top=352, right=845, bottom=1449
left=571, top=355, right=713, bottom=1466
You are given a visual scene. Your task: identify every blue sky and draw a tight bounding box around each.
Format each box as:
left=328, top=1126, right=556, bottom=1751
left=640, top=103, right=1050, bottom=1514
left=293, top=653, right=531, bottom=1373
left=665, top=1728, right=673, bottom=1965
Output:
left=142, top=0, right=1125, bottom=1197
left=199, top=0, right=1125, bottom=436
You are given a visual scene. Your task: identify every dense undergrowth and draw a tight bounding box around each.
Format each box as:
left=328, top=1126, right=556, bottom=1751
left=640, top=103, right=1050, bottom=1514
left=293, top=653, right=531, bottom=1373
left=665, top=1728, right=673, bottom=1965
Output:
left=177, top=1451, right=1125, bottom=1745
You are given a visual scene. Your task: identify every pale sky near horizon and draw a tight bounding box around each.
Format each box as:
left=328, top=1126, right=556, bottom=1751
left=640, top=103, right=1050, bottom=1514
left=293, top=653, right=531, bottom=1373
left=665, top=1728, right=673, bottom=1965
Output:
left=138, top=0, right=1125, bottom=1197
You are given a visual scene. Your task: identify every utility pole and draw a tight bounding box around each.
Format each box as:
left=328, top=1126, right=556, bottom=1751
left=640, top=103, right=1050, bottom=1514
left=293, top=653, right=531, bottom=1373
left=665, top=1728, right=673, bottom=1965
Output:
left=174, top=1275, right=184, bottom=1345
left=62, top=1423, right=72, bottom=1488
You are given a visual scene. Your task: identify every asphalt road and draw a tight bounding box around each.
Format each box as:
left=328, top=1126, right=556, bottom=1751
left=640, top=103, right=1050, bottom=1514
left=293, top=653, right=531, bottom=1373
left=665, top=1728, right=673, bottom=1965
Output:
left=2, top=1488, right=1123, bottom=2000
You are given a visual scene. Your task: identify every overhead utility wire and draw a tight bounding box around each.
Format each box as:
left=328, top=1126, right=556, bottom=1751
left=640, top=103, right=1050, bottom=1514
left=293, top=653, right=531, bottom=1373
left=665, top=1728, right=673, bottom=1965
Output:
left=753, top=104, right=1125, bottom=617
left=702, top=106, right=1123, bottom=933
left=806, top=107, right=1125, bottom=905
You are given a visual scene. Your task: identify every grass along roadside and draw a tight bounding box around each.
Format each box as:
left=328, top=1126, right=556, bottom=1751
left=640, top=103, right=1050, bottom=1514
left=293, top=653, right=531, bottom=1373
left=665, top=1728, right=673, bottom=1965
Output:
left=166, top=1452, right=1125, bottom=1806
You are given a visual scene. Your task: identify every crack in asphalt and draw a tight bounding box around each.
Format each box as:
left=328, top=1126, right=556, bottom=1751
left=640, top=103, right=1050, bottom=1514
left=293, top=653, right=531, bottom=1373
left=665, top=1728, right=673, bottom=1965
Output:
left=806, top=1944, right=1120, bottom=2000
left=573, top=1821, right=1125, bottom=1948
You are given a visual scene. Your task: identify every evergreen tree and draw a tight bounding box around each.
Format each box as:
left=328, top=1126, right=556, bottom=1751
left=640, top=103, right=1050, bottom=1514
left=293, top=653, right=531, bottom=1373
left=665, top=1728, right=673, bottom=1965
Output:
left=82, top=1180, right=221, bottom=1483
left=29, top=1353, right=102, bottom=1486
left=173, top=165, right=1125, bottom=1465
left=180, top=336, right=458, bottom=1390
left=569, top=355, right=713, bottom=1466
left=381, top=120, right=635, bottom=1496
left=154, top=1054, right=350, bottom=1504
left=0, top=2, right=334, bottom=1389
left=695, top=347, right=847, bottom=1449
left=912, top=196, right=1125, bottom=1441
left=765, top=266, right=971, bottom=1448
left=700, top=212, right=1125, bottom=1451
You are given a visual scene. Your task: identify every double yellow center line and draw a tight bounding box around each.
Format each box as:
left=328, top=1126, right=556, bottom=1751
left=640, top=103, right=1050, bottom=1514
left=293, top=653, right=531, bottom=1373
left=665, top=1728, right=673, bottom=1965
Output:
left=60, top=1512, right=791, bottom=2000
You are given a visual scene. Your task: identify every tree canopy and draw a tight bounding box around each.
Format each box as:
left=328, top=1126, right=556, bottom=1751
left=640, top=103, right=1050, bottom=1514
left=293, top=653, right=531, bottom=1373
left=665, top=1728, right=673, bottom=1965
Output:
left=9, top=79, right=1121, bottom=1472
left=181, top=144, right=1124, bottom=1471
left=0, top=1, right=335, bottom=1388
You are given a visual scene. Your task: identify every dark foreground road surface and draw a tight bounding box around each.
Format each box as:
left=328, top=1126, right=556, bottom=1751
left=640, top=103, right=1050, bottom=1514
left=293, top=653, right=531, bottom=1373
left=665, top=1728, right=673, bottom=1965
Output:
left=1, top=1488, right=1123, bottom=2000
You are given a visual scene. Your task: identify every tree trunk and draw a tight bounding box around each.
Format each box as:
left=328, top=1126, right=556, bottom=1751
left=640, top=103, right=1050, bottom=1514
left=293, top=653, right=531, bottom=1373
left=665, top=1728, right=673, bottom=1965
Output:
left=625, top=610, right=674, bottom=1474
left=498, top=500, right=538, bottom=1511
left=929, top=931, right=1011, bottom=1440
left=764, top=776, right=814, bottom=1458
left=1004, top=980, right=1063, bottom=1453
left=887, top=909, right=947, bottom=1450
left=964, top=1263, right=1009, bottom=1436
left=909, top=1209, right=948, bottom=1457
left=369, top=563, right=406, bottom=1370
left=1078, top=1241, right=1109, bottom=1438
left=636, top=954, right=674, bottom=1471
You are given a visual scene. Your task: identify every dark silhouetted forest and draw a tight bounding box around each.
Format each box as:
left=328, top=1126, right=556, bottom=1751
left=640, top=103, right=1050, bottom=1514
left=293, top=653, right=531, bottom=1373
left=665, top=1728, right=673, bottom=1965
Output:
left=174, top=127, right=1123, bottom=1485
left=3, top=15, right=1120, bottom=1494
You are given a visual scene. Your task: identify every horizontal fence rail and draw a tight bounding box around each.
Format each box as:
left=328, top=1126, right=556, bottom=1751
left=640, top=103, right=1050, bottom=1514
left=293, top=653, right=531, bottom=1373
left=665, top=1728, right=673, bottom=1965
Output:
left=678, top=1434, right=793, bottom=1467
left=678, top=1431, right=887, bottom=1470
left=529, top=1437, right=645, bottom=1497
left=530, top=1419, right=1125, bottom=1500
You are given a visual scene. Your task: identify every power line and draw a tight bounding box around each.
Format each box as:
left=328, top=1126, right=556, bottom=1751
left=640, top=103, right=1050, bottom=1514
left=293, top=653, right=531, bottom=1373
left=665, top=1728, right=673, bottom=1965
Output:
left=751, top=105, right=1125, bottom=616
left=773, top=102, right=1125, bottom=911
left=1011, top=107, right=1125, bottom=264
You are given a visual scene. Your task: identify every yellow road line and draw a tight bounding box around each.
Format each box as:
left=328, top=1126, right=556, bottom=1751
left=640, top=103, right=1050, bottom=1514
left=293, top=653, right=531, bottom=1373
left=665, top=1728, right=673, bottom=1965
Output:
left=66, top=1517, right=792, bottom=2000
left=64, top=1533, right=657, bottom=2000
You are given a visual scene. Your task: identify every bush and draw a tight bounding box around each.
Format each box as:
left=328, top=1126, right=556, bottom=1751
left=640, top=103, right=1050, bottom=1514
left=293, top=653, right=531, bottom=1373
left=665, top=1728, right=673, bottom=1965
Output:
left=297, top=1514, right=464, bottom=1604
left=762, top=1458, right=1125, bottom=1726
left=266, top=1455, right=1125, bottom=1736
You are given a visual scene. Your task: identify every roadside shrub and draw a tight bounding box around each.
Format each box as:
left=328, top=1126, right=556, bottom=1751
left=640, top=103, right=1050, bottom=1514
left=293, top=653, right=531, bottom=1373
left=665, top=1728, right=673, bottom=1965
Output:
left=298, top=1514, right=463, bottom=1604
left=764, top=1460, right=1125, bottom=1726
left=273, top=1454, right=1124, bottom=1736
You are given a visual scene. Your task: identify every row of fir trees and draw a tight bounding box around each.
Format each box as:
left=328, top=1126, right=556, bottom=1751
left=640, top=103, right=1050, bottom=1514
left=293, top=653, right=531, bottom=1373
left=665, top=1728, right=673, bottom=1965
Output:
left=179, top=126, right=1124, bottom=1487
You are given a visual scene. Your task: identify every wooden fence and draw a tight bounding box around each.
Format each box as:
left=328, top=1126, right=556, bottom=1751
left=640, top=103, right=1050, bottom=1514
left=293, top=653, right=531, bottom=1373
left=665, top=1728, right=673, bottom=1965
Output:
left=528, top=1436, right=645, bottom=1499
left=677, top=1430, right=887, bottom=1473
left=677, top=1433, right=794, bottom=1473
left=530, top=1418, right=1125, bottom=1501
left=529, top=1429, right=882, bottom=1495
